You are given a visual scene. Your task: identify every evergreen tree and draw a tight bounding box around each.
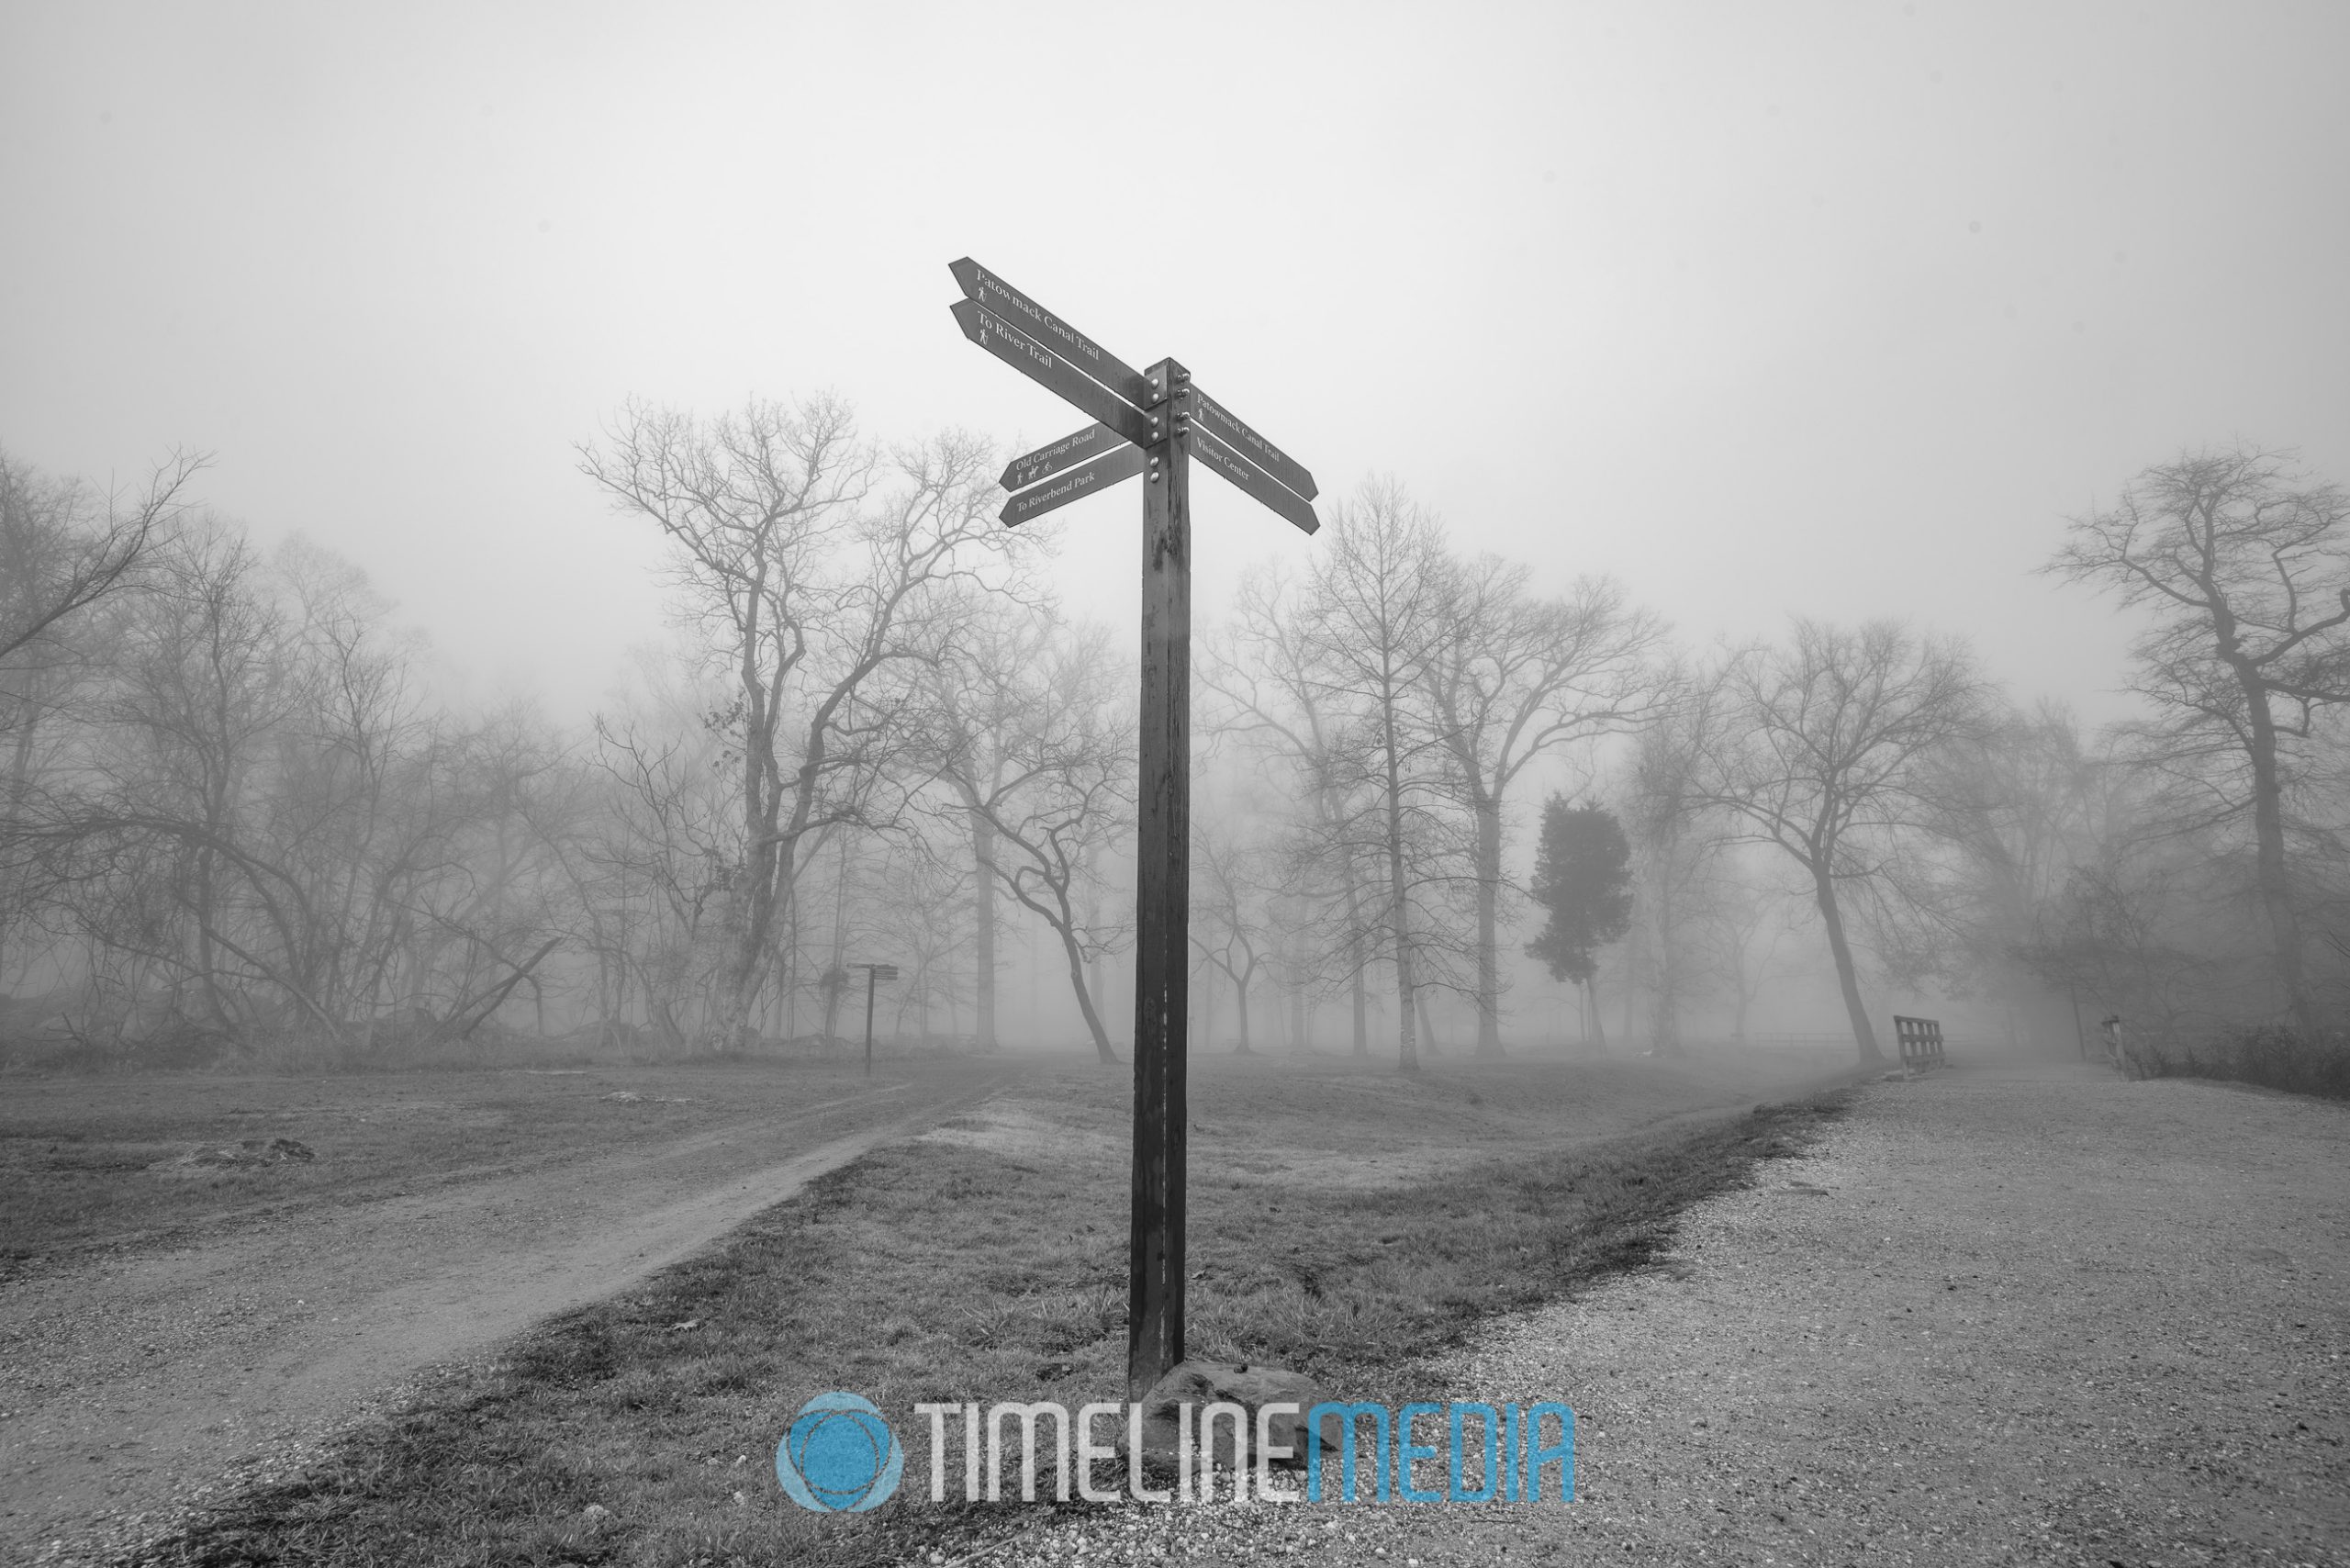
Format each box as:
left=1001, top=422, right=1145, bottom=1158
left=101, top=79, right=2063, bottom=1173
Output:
left=1525, top=797, right=1633, bottom=1045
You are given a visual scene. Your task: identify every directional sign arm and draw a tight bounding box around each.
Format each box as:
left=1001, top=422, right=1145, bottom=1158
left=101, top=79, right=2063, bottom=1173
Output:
left=1000, top=443, right=1148, bottom=527
left=951, top=258, right=1155, bottom=408
left=951, top=300, right=1158, bottom=449
left=1189, top=422, right=1318, bottom=535
left=1190, top=389, right=1317, bottom=502
left=1001, top=421, right=1126, bottom=492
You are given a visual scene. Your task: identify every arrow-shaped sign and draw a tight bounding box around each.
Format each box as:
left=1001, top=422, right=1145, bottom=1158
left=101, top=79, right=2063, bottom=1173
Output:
left=952, top=300, right=1158, bottom=450
left=1191, top=422, right=1319, bottom=535
left=1001, top=421, right=1126, bottom=493
left=952, top=258, right=1155, bottom=409
left=1191, top=389, right=1317, bottom=502
left=1000, top=444, right=1148, bottom=527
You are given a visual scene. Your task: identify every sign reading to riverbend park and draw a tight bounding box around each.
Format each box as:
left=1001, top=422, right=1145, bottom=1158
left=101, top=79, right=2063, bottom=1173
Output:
left=1000, top=444, right=1149, bottom=527
left=945, top=257, right=1318, bottom=1402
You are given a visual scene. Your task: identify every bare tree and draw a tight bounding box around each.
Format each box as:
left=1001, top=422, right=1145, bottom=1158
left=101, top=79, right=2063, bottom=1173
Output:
left=2019, top=823, right=2266, bottom=1047
left=2047, top=446, right=2350, bottom=1036
left=1422, top=560, right=1665, bottom=1055
left=16, top=527, right=563, bottom=1054
left=1191, top=819, right=1278, bottom=1054
left=80, top=522, right=301, bottom=1036
left=1916, top=702, right=2111, bottom=1047
left=1200, top=565, right=1379, bottom=1056
left=580, top=401, right=1019, bottom=1047
left=588, top=706, right=734, bottom=1049
left=2, top=449, right=206, bottom=980
left=873, top=836, right=974, bottom=1041
left=0, top=447, right=205, bottom=671
left=1696, top=620, right=1988, bottom=1062
left=1621, top=713, right=1718, bottom=1057
left=1693, top=846, right=1804, bottom=1045
left=921, top=607, right=1131, bottom=1062
left=1294, top=481, right=1467, bottom=1073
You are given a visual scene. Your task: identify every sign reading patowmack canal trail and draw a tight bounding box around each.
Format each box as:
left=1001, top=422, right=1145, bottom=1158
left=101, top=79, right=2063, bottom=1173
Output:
left=950, top=258, right=1155, bottom=409
left=946, top=258, right=1317, bottom=1402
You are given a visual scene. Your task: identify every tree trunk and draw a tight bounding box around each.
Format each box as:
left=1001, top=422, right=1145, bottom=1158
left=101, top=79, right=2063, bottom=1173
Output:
left=1651, top=919, right=1684, bottom=1058
left=714, top=715, right=783, bottom=1052
left=713, top=863, right=774, bottom=1051
left=1472, top=791, right=1505, bottom=1056
left=1393, top=963, right=1419, bottom=1073
left=1586, top=977, right=1608, bottom=1050
left=971, top=807, right=999, bottom=1049
left=1054, top=917, right=1117, bottom=1064
left=1382, top=702, right=1419, bottom=1073
left=820, top=834, right=851, bottom=1045
left=1345, top=876, right=1370, bottom=1058
left=1416, top=988, right=1441, bottom=1057
left=1233, top=970, right=1252, bottom=1053
left=2240, top=684, right=2316, bottom=1036
left=781, top=906, right=800, bottom=1041
left=819, top=965, right=845, bottom=1045
left=1813, top=866, right=1882, bottom=1061
left=0, top=714, right=35, bottom=980
left=194, top=767, right=235, bottom=1031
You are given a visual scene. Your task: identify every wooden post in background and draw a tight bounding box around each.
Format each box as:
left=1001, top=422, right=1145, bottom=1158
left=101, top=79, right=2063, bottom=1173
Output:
left=863, top=965, right=878, bottom=1079
left=851, top=961, right=896, bottom=1078
left=1128, top=357, right=1191, bottom=1401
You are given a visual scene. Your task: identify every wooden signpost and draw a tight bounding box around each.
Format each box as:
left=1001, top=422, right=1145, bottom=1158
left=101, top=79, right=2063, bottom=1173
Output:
left=946, top=258, right=1318, bottom=1401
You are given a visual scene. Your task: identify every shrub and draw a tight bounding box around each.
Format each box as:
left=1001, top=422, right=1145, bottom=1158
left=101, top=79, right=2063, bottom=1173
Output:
left=2139, top=1023, right=2350, bottom=1102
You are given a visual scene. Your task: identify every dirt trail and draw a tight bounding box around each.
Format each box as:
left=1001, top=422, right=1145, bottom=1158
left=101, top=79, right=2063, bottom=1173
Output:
left=0, top=1061, right=1010, bottom=1564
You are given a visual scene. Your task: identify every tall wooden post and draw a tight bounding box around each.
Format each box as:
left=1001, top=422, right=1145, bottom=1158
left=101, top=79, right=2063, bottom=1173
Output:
left=1128, top=358, right=1192, bottom=1401
left=946, top=263, right=1315, bottom=1403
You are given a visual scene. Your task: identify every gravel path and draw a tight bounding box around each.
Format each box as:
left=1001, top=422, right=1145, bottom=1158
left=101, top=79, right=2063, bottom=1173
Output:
left=931, top=1063, right=2349, bottom=1568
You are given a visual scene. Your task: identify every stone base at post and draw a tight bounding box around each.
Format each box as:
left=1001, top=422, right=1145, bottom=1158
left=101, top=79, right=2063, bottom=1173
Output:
left=1119, top=1359, right=1337, bottom=1473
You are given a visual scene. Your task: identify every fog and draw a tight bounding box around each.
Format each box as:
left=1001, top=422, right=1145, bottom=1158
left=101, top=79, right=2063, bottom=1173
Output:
left=6, top=3, right=2350, bottom=1062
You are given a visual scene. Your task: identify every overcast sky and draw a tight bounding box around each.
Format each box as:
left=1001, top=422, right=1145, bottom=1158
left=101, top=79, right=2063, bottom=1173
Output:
left=6, top=2, right=2346, bottom=723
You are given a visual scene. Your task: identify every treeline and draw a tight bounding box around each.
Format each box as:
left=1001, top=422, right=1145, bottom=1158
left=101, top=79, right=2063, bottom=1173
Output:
left=4, top=413, right=2347, bottom=1070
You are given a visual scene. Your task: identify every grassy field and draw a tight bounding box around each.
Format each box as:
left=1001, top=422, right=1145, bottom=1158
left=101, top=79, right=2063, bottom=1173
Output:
left=0, top=1058, right=923, bottom=1271
left=110, top=1050, right=1851, bottom=1568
